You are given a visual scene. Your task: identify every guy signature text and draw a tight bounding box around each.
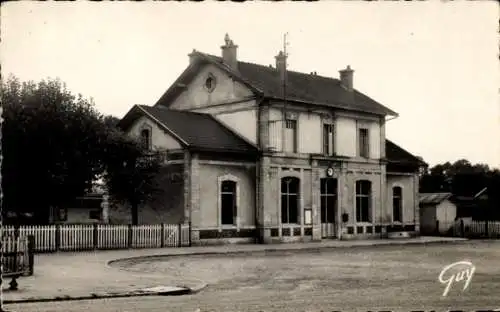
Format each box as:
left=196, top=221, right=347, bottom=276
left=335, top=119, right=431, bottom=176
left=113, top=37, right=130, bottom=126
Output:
left=438, top=260, right=475, bottom=297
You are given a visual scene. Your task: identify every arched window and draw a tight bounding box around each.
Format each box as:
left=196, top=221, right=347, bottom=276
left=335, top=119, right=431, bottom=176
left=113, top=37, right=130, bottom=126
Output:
left=221, top=180, right=237, bottom=225
left=140, top=128, right=151, bottom=150
left=281, top=177, right=299, bottom=224
left=392, top=186, right=403, bottom=222
left=356, top=180, right=371, bottom=222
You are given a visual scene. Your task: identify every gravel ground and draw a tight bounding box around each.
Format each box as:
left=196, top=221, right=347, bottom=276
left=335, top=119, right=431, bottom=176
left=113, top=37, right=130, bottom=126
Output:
left=6, top=241, right=500, bottom=312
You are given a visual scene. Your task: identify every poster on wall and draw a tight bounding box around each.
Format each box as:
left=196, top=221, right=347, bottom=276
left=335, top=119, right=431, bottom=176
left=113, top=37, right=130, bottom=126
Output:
left=304, top=209, right=312, bottom=225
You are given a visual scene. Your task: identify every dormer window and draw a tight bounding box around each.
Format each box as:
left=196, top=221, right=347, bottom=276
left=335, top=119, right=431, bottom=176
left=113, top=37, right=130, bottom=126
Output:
left=204, top=74, right=216, bottom=93
left=140, top=128, right=151, bottom=150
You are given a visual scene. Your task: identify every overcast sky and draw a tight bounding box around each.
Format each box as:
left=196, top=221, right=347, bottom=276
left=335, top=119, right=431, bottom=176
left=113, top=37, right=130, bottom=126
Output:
left=2, top=2, right=499, bottom=169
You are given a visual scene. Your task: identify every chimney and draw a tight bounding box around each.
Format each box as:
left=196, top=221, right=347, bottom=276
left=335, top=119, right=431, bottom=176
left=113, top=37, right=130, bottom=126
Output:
left=339, top=65, right=354, bottom=91
left=188, top=49, right=198, bottom=65
left=221, top=33, right=238, bottom=71
left=275, top=50, right=287, bottom=84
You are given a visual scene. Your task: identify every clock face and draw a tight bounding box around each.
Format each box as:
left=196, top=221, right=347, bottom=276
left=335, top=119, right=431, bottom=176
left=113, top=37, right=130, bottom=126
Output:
left=326, top=168, right=334, bottom=177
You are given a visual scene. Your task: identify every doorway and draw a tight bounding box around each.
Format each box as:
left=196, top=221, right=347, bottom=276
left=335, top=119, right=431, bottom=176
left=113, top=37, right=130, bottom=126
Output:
left=320, top=178, right=338, bottom=238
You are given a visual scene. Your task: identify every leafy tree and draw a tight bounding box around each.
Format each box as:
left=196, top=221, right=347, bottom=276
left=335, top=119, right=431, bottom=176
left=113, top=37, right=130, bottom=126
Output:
left=103, top=115, right=120, bottom=129
left=102, top=130, right=165, bottom=225
left=2, top=75, right=108, bottom=222
left=420, top=159, right=500, bottom=219
left=1, top=75, right=163, bottom=225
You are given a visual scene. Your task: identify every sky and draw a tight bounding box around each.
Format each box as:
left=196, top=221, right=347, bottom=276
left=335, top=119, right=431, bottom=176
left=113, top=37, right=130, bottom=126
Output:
left=2, top=1, right=499, bottom=169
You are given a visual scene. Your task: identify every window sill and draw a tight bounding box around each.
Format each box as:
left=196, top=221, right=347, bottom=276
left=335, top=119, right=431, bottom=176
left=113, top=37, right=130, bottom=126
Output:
left=355, top=222, right=373, bottom=226
left=220, top=225, right=238, bottom=230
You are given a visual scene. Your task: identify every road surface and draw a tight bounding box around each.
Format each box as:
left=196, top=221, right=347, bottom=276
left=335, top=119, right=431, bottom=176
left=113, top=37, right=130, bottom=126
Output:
left=6, top=241, right=500, bottom=312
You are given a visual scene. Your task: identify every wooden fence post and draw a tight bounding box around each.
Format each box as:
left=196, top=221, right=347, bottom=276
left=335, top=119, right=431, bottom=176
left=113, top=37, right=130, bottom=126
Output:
left=93, top=224, right=99, bottom=250
left=178, top=223, right=182, bottom=247
left=28, top=235, right=35, bottom=276
left=460, top=219, right=465, bottom=238
left=188, top=222, right=192, bottom=247
left=55, top=224, right=61, bottom=252
left=160, top=224, right=165, bottom=248
left=128, top=224, right=133, bottom=249
left=14, top=224, right=20, bottom=238
left=485, top=219, right=489, bottom=238
left=0, top=265, right=3, bottom=312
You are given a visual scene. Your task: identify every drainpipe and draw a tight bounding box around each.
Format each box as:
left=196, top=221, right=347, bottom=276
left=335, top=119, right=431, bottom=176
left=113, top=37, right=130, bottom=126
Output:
left=255, top=96, right=265, bottom=243
left=380, top=167, right=383, bottom=239
left=413, top=170, right=416, bottom=232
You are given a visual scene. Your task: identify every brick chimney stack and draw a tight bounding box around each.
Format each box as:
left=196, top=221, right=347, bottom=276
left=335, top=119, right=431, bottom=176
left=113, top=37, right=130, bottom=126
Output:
left=339, top=65, right=354, bottom=91
left=188, top=49, right=198, bottom=65
left=221, top=33, right=238, bottom=71
left=275, top=50, right=287, bottom=84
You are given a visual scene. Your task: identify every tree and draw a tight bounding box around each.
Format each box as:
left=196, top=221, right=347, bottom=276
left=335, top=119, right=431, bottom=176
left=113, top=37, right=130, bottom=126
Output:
left=1, top=76, right=108, bottom=222
left=420, top=159, right=500, bottom=220
left=102, top=130, right=165, bottom=225
left=420, top=159, right=493, bottom=195
left=103, top=115, right=120, bottom=129
left=1, top=75, right=163, bottom=225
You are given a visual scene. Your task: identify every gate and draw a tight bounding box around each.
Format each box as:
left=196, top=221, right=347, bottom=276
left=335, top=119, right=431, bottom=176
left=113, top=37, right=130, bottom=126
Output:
left=1, top=235, right=34, bottom=276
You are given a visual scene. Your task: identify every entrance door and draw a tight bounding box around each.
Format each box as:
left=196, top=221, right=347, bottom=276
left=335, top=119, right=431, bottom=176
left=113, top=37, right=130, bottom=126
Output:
left=320, top=178, right=338, bottom=238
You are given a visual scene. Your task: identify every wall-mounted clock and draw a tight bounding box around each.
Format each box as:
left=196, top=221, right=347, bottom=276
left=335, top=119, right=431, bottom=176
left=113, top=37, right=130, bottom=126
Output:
left=326, top=167, right=334, bottom=177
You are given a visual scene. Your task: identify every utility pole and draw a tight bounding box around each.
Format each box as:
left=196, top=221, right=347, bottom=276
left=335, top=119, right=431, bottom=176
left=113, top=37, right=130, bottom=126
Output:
left=282, top=32, right=289, bottom=117
left=280, top=33, right=290, bottom=153
left=266, top=33, right=290, bottom=152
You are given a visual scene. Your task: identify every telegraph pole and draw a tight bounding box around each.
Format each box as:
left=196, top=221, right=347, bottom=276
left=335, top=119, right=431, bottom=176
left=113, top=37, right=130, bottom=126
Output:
left=283, top=32, right=289, bottom=116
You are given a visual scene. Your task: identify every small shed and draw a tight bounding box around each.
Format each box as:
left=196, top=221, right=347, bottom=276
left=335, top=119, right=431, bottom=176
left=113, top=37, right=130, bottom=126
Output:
left=419, top=192, right=457, bottom=235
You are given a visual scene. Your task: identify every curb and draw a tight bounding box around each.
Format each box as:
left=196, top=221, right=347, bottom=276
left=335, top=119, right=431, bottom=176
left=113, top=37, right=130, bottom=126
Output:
left=2, top=286, right=194, bottom=304
left=185, top=282, right=208, bottom=295
left=107, top=238, right=470, bottom=266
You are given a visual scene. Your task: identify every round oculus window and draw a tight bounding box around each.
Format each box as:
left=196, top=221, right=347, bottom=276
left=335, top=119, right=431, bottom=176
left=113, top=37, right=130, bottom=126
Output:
left=205, top=75, right=216, bottom=92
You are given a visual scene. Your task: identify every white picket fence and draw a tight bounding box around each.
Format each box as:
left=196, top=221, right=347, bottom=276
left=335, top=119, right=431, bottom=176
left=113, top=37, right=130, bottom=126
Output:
left=434, top=220, right=500, bottom=238
left=1, top=223, right=191, bottom=253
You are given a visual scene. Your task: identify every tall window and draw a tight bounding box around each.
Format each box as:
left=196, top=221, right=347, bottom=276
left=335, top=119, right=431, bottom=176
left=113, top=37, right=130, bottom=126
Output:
left=358, top=128, right=369, bottom=158
left=221, top=180, right=237, bottom=225
left=320, top=178, right=337, bottom=223
left=284, top=119, right=297, bottom=153
left=281, top=177, right=299, bottom=224
left=356, top=180, right=371, bottom=222
left=323, top=124, right=335, bottom=156
left=140, top=128, right=151, bottom=151
left=393, top=186, right=403, bottom=222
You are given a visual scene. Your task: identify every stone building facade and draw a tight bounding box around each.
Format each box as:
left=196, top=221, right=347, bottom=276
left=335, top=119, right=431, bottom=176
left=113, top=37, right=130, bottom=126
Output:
left=118, top=34, right=426, bottom=245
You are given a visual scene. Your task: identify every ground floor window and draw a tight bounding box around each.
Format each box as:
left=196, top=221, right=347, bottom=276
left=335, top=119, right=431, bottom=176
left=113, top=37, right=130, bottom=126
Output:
left=320, top=178, right=337, bottom=223
left=393, top=186, right=403, bottom=222
left=281, top=177, right=299, bottom=224
left=221, top=180, right=237, bottom=225
left=356, top=180, right=371, bottom=222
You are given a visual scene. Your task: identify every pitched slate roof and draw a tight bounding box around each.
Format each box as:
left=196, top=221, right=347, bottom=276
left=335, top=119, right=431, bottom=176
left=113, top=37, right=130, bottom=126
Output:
left=156, top=51, right=398, bottom=117
left=385, top=139, right=426, bottom=166
left=119, top=105, right=258, bottom=154
left=420, top=193, right=453, bottom=205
